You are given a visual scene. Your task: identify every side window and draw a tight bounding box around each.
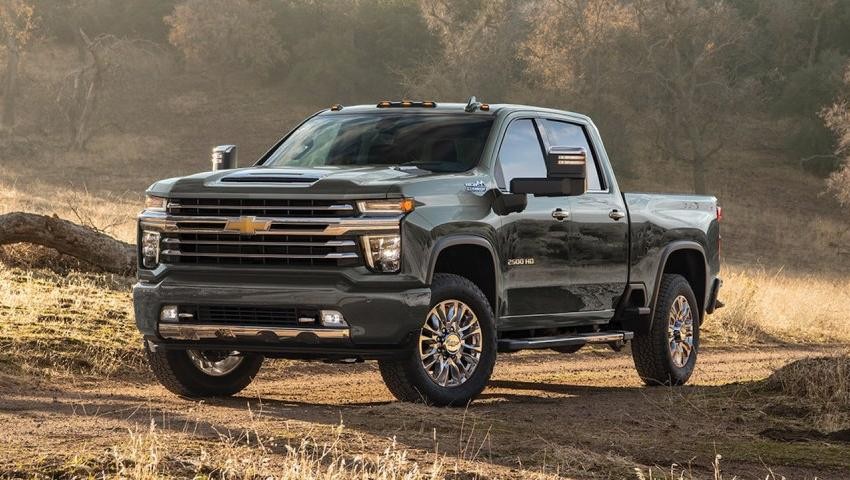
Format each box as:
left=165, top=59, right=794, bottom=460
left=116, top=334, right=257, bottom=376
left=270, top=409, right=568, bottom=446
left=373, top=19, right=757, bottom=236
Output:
left=543, top=119, right=604, bottom=191
left=497, top=119, right=546, bottom=188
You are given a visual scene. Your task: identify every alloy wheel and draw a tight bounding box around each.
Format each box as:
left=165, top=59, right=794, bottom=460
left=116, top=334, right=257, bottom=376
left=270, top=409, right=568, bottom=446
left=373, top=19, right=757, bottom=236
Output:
left=419, top=300, right=483, bottom=387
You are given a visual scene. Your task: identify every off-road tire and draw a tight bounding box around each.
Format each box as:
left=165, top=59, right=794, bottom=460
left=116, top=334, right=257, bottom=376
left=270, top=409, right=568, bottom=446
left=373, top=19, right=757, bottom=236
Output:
left=631, top=274, right=700, bottom=386
left=378, top=273, right=497, bottom=406
left=145, top=345, right=263, bottom=398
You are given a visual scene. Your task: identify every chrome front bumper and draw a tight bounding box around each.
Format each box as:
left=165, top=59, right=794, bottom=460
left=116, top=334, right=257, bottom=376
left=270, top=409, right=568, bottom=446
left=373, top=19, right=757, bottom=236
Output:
left=157, top=323, right=350, bottom=342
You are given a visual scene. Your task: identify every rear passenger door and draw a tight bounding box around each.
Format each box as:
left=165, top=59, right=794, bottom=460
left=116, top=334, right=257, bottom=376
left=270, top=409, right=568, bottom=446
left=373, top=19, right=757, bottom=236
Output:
left=538, top=117, right=629, bottom=315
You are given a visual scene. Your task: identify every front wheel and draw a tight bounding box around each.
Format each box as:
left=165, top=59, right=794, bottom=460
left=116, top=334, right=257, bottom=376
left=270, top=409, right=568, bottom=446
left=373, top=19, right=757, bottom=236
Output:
left=146, top=345, right=263, bottom=398
left=378, top=273, right=497, bottom=406
left=631, top=274, right=700, bottom=386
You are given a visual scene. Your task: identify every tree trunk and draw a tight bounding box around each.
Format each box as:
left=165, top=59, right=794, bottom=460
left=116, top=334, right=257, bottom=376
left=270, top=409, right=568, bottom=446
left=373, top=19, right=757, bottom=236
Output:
left=72, top=30, right=102, bottom=151
left=692, top=155, right=706, bottom=194
left=1, top=34, right=20, bottom=133
left=0, top=212, right=136, bottom=275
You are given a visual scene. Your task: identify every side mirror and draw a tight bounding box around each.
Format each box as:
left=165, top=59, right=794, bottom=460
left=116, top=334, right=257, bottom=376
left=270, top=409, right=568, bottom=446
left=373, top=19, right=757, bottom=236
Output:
left=492, top=190, right=528, bottom=215
left=510, top=146, right=587, bottom=197
left=212, top=144, right=238, bottom=171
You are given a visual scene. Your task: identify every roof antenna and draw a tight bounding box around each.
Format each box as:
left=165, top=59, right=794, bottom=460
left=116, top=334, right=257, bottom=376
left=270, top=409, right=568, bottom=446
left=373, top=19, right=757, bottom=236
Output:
left=465, top=96, right=481, bottom=112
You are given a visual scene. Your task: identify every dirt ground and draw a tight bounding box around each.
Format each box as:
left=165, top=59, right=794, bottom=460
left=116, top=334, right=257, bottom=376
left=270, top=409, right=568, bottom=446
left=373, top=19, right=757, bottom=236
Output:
left=2, top=344, right=848, bottom=479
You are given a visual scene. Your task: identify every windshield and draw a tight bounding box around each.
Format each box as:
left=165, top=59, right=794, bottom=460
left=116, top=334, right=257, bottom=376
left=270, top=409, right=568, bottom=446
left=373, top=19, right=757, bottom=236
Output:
left=262, top=113, right=494, bottom=172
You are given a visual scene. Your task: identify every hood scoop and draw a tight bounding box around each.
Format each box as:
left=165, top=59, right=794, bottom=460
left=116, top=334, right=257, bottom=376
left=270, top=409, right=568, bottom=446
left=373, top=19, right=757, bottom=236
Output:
left=219, top=169, right=322, bottom=184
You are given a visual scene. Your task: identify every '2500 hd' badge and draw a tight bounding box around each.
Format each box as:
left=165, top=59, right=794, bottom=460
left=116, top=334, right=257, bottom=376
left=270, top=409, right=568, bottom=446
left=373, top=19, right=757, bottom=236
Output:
left=507, top=258, right=535, bottom=266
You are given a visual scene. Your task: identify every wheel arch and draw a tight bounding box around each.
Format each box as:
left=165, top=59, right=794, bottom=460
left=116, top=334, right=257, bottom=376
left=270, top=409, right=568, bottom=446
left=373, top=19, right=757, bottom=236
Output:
left=651, top=241, right=709, bottom=320
left=427, top=235, right=500, bottom=314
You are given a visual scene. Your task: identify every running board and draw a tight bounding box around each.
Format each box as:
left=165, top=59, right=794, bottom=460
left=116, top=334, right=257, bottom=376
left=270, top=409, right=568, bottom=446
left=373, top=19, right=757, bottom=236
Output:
left=498, top=330, right=634, bottom=352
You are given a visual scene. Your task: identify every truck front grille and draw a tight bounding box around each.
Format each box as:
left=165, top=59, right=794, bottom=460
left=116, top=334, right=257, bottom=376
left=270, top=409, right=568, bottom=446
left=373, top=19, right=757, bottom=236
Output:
left=160, top=233, right=360, bottom=267
left=141, top=197, right=401, bottom=268
left=168, top=198, right=356, bottom=218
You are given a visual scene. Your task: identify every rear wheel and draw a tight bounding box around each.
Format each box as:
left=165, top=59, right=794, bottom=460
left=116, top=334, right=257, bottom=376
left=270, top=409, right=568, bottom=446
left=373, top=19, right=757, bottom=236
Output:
left=146, top=345, right=263, bottom=398
left=631, top=274, right=700, bottom=386
left=378, top=273, right=497, bottom=406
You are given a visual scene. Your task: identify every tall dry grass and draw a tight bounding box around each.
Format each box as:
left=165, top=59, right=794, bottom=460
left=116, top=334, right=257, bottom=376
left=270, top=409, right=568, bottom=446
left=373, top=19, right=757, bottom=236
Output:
left=763, top=354, right=850, bottom=432
left=0, top=264, right=141, bottom=377
left=10, top=418, right=774, bottom=480
left=704, top=265, right=850, bottom=345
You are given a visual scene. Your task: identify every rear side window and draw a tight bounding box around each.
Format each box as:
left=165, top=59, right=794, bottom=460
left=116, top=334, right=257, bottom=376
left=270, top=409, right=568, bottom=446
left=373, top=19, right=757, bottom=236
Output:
left=543, top=119, right=604, bottom=191
left=497, top=119, right=546, bottom=188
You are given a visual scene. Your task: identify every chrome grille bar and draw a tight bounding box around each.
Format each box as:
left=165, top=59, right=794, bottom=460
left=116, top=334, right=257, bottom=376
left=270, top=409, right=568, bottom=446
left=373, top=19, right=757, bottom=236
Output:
left=161, top=250, right=358, bottom=260
left=162, top=238, right=355, bottom=247
left=168, top=203, right=354, bottom=212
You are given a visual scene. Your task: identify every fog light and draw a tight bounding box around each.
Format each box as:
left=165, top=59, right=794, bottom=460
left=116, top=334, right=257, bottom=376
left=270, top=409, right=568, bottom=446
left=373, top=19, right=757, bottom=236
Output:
left=362, top=234, right=401, bottom=272
left=141, top=230, right=160, bottom=269
left=160, top=305, right=179, bottom=323
left=320, top=310, right=347, bottom=328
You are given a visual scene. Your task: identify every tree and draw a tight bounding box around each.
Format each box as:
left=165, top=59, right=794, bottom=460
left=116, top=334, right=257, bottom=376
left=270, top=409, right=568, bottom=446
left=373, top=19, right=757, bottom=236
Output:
left=0, top=0, right=35, bottom=134
left=520, top=0, right=638, bottom=175
left=401, top=0, right=527, bottom=100
left=626, top=0, right=755, bottom=193
left=822, top=68, right=850, bottom=207
left=165, top=0, right=286, bottom=80
left=54, top=30, right=167, bottom=150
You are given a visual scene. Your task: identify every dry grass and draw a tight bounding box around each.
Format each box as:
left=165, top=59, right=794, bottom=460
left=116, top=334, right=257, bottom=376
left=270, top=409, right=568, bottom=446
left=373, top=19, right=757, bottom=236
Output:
left=0, top=263, right=142, bottom=377
left=704, top=265, right=850, bottom=345
left=4, top=418, right=777, bottom=480
left=762, top=354, right=850, bottom=432
left=7, top=420, right=570, bottom=480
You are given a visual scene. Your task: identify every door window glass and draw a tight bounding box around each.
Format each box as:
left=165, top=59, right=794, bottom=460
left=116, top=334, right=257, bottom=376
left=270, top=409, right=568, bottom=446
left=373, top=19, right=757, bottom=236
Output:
left=497, top=119, right=546, bottom=187
left=543, top=119, right=604, bottom=190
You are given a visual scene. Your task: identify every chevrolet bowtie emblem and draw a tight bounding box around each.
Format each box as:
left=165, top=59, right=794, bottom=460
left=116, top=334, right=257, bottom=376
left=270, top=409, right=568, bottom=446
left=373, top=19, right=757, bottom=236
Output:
left=224, top=216, right=272, bottom=235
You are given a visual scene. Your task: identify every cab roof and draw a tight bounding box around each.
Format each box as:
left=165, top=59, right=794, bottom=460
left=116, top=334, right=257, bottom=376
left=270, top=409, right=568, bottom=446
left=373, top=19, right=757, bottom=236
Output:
left=318, top=100, right=590, bottom=122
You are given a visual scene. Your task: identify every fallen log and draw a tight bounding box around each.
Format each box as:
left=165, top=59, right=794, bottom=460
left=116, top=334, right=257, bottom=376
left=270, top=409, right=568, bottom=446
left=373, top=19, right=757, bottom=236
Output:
left=0, top=212, right=136, bottom=275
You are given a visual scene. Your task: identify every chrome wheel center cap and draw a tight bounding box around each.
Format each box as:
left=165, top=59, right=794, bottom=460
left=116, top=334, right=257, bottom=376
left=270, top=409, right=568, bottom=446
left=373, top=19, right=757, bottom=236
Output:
left=443, top=333, right=462, bottom=354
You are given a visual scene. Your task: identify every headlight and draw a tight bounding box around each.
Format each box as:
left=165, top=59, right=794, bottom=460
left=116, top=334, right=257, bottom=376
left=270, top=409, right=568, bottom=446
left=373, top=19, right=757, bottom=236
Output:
left=141, top=230, right=160, bottom=269
left=357, top=198, right=415, bottom=215
left=144, top=195, right=167, bottom=212
left=362, top=234, right=401, bottom=272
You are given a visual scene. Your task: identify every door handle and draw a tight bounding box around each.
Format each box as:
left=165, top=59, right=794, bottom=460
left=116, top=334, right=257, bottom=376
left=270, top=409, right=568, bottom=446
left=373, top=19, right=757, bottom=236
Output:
left=552, top=208, right=570, bottom=221
left=608, top=209, right=625, bottom=221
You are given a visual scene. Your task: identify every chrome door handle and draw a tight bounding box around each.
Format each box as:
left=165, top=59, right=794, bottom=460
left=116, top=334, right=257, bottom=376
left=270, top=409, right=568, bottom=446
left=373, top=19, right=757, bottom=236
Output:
left=609, top=209, right=625, bottom=221
left=552, top=208, right=570, bottom=221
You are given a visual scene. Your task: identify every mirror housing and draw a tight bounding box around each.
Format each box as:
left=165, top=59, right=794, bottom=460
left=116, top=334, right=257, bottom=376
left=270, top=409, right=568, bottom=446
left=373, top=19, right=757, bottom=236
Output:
left=212, top=144, right=238, bottom=171
left=492, top=190, right=528, bottom=215
left=510, top=146, right=587, bottom=197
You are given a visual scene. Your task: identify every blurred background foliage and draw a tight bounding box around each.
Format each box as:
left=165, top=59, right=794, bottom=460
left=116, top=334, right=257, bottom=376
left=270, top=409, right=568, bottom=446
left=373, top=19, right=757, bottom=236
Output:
left=1, top=0, right=850, bottom=201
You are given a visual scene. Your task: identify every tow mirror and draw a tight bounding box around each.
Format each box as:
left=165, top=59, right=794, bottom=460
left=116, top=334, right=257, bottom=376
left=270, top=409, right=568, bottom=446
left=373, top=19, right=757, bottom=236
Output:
left=211, top=144, right=238, bottom=171
left=510, top=146, right=587, bottom=197
left=492, top=190, right=528, bottom=215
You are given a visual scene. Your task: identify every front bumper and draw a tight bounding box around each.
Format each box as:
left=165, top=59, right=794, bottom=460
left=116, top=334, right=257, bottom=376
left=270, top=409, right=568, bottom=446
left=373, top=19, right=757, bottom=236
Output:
left=134, top=270, right=431, bottom=359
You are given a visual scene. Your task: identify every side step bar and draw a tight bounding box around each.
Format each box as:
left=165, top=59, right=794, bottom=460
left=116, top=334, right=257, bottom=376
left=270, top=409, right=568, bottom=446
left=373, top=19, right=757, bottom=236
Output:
left=498, top=330, right=634, bottom=353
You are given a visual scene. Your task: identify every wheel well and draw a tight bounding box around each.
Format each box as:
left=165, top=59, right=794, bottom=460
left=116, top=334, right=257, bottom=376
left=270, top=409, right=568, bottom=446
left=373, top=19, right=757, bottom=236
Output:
left=663, top=249, right=707, bottom=312
left=433, top=244, right=497, bottom=312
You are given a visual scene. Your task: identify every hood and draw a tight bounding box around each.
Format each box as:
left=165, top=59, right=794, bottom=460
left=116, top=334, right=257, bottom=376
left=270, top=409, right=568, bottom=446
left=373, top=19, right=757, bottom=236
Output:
left=147, top=165, right=462, bottom=199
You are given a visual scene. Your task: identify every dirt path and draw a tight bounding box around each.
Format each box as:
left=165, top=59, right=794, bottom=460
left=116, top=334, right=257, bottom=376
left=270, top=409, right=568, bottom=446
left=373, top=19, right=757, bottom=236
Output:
left=2, top=344, right=848, bottom=479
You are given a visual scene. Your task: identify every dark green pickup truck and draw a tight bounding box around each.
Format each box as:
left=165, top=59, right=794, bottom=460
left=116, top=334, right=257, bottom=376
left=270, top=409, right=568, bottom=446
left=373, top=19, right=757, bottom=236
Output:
left=134, top=98, right=722, bottom=406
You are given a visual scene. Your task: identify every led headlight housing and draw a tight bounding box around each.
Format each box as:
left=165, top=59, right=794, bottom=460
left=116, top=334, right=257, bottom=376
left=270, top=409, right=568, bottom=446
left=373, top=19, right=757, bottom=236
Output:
left=144, top=195, right=167, bottom=212
left=357, top=198, right=415, bottom=215
left=141, top=230, right=161, bottom=269
left=361, top=234, right=401, bottom=272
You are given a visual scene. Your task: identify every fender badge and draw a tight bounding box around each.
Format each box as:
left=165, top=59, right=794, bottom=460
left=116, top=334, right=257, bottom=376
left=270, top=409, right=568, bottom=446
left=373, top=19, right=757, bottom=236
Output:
left=464, top=180, right=487, bottom=193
